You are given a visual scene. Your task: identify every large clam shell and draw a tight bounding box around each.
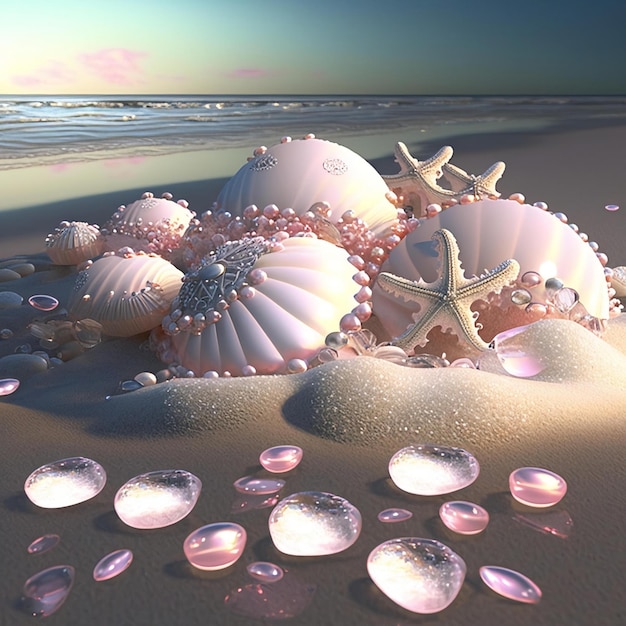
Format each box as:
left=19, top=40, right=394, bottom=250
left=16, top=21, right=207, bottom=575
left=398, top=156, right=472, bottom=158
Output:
left=68, top=253, right=184, bottom=337
left=45, top=221, right=104, bottom=266
left=156, top=236, right=361, bottom=376
left=214, top=137, right=398, bottom=238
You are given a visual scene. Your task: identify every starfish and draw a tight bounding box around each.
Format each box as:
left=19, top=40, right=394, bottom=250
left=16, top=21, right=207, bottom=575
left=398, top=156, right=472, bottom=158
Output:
left=381, top=142, right=506, bottom=216
left=376, top=229, right=520, bottom=353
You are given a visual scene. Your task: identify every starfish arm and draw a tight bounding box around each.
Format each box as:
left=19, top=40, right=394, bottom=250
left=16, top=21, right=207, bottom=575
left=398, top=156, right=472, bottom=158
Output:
left=475, top=161, right=506, bottom=197
left=442, top=162, right=474, bottom=191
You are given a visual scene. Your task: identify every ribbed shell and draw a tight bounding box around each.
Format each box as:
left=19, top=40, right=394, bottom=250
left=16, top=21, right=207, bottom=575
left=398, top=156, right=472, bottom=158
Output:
left=372, top=199, right=609, bottom=341
left=163, top=237, right=359, bottom=376
left=215, top=138, right=398, bottom=238
left=68, top=254, right=184, bottom=337
left=45, top=221, right=104, bottom=266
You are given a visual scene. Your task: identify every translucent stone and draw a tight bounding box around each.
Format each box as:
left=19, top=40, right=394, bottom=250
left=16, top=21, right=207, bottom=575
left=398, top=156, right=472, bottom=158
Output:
left=325, top=331, right=348, bottom=350
left=233, top=475, right=285, bottom=495
left=552, top=287, right=579, bottom=313
left=259, top=445, right=303, bottom=473
left=377, top=508, right=413, bottom=523
left=520, top=271, right=542, bottom=288
left=74, top=318, right=103, bottom=348
left=93, top=549, right=134, bottom=581
left=120, top=379, right=143, bottom=392
left=0, top=291, right=23, bottom=309
left=439, top=501, right=489, bottom=534
left=509, top=467, right=567, bottom=508
left=367, top=538, right=466, bottom=614
left=24, top=456, right=107, bottom=508
left=605, top=204, right=620, bottom=211
left=0, top=377, right=20, bottom=396
left=134, top=371, right=157, bottom=386
left=492, top=324, right=546, bottom=377
left=479, top=566, right=542, bottom=604
left=21, top=565, right=75, bottom=617
left=388, top=444, right=479, bottom=496
left=513, top=509, right=574, bottom=539
left=27, top=534, right=60, bottom=555
left=544, top=277, right=564, bottom=295
left=28, top=294, right=59, bottom=312
left=511, top=288, right=532, bottom=305
left=114, top=469, right=201, bottom=529
left=184, top=522, right=246, bottom=570
left=405, top=353, right=449, bottom=368
left=247, top=561, right=284, bottom=583
left=0, top=327, right=14, bottom=339
left=268, top=491, right=362, bottom=556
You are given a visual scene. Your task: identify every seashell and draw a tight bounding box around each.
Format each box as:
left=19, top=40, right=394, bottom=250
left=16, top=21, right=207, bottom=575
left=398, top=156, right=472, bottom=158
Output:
left=45, top=221, right=104, bottom=266
left=104, top=192, right=194, bottom=258
left=214, top=137, right=398, bottom=238
left=154, top=236, right=362, bottom=376
left=68, top=252, right=184, bottom=337
left=373, top=199, right=609, bottom=352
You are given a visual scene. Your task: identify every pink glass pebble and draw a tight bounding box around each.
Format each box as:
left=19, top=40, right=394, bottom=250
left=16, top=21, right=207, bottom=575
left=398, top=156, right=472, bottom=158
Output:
left=377, top=508, right=413, bottom=523
left=509, top=467, right=567, bottom=507
left=27, top=534, right=60, bottom=555
left=0, top=378, right=20, bottom=396
left=479, top=566, right=542, bottom=604
left=28, top=294, right=59, bottom=312
left=246, top=561, right=284, bottom=583
left=259, top=445, right=303, bottom=473
left=21, top=565, right=75, bottom=617
left=93, top=549, right=133, bottom=581
left=233, top=475, right=285, bottom=495
left=439, top=501, right=489, bottom=535
left=184, top=522, right=247, bottom=571
left=492, top=325, right=546, bottom=377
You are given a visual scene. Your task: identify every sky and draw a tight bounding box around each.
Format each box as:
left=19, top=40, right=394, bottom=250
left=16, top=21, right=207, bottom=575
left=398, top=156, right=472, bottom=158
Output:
left=1, top=0, right=625, bottom=96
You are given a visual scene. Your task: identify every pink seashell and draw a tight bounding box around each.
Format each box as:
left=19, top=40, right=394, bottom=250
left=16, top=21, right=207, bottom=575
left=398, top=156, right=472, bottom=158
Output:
left=154, top=237, right=360, bottom=376
left=45, top=221, right=104, bottom=266
left=68, top=252, right=184, bottom=337
left=214, top=138, right=398, bottom=238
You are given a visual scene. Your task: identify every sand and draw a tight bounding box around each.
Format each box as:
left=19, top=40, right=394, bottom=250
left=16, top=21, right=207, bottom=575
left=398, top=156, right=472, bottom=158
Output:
left=1, top=119, right=626, bottom=625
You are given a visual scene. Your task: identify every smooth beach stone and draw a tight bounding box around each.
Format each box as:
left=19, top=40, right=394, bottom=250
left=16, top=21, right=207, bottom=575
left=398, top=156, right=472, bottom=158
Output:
left=0, top=377, right=20, bottom=396
left=233, top=475, right=286, bottom=495
left=492, top=324, right=546, bottom=377
left=24, top=456, right=107, bottom=508
left=93, top=549, right=134, bottom=581
left=27, top=534, right=60, bottom=555
left=367, top=538, right=466, bottom=614
left=0, top=268, right=21, bottom=282
left=377, top=508, right=413, bottom=523
left=184, top=522, right=246, bottom=571
left=114, top=469, right=201, bottom=529
left=28, top=294, right=59, bottom=312
left=21, top=565, right=75, bottom=618
left=0, top=291, right=23, bottom=308
left=439, top=501, right=489, bottom=534
left=259, top=445, right=303, bottom=473
left=133, top=371, right=157, bottom=386
left=0, top=353, right=49, bottom=380
left=388, top=444, right=480, bottom=496
left=9, top=262, right=36, bottom=277
left=268, top=491, right=362, bottom=556
left=246, top=561, right=284, bottom=583
left=509, top=467, right=567, bottom=508
left=479, top=566, right=542, bottom=604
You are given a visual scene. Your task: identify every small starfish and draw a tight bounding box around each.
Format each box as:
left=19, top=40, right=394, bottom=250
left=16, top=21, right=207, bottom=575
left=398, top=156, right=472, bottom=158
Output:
left=376, top=229, right=520, bottom=353
left=381, top=142, right=505, bottom=215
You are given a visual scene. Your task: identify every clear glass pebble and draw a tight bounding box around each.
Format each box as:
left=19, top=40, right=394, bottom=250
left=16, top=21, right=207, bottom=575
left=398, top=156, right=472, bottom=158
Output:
left=0, top=291, right=23, bottom=309
left=513, top=509, right=574, bottom=539
left=552, top=287, right=579, bottom=313
left=0, top=377, right=20, bottom=396
left=233, top=475, right=285, bottom=495
left=27, top=534, right=61, bottom=555
left=377, top=508, right=413, bottom=523
left=0, top=328, right=14, bottom=339
left=511, top=288, right=532, bottom=305
left=367, top=538, right=466, bottom=614
left=439, top=501, right=489, bottom=534
left=509, top=467, right=567, bottom=507
left=21, top=565, right=75, bottom=618
left=114, top=469, right=201, bottom=529
left=388, top=444, right=480, bottom=496
left=492, top=324, right=546, bottom=377
left=184, top=522, right=247, bottom=570
left=479, top=566, right=542, bottom=604
left=247, top=561, right=284, bottom=583
left=28, top=294, right=59, bottom=311
left=268, top=491, right=362, bottom=556
left=24, top=456, right=107, bottom=508
left=259, top=445, right=303, bottom=473
left=93, top=549, right=133, bottom=581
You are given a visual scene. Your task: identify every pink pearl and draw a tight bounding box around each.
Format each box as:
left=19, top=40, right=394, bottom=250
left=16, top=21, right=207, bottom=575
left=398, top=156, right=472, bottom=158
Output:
left=353, top=302, right=371, bottom=322
left=354, top=286, right=372, bottom=303
left=339, top=313, right=361, bottom=332
left=508, top=192, right=525, bottom=204
left=352, top=271, right=370, bottom=286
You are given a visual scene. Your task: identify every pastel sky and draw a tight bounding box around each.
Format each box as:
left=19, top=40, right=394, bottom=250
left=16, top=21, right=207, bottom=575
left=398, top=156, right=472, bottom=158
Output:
left=2, top=0, right=624, bottom=95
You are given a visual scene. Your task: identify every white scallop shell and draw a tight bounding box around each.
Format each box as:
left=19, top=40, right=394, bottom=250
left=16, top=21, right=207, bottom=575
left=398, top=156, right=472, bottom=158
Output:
left=373, top=199, right=609, bottom=343
left=215, top=137, right=398, bottom=238
left=68, top=253, right=184, bottom=337
left=45, top=221, right=104, bottom=266
left=157, top=237, right=360, bottom=376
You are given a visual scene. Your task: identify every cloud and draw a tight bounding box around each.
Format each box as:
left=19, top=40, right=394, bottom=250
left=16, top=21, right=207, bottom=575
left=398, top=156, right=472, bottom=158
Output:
left=13, top=61, right=74, bottom=87
left=79, top=48, right=146, bottom=85
left=225, top=68, right=271, bottom=79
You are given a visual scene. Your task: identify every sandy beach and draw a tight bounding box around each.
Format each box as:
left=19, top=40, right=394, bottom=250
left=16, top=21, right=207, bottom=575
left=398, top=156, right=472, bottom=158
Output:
left=1, top=117, right=626, bottom=625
